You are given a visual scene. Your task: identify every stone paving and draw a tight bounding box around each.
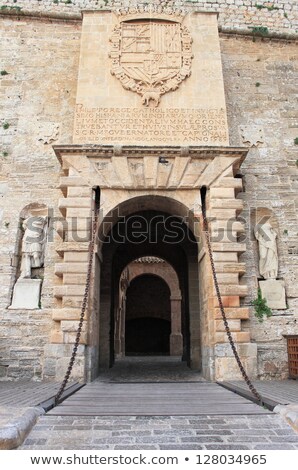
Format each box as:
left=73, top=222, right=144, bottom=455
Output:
left=21, top=414, right=298, bottom=450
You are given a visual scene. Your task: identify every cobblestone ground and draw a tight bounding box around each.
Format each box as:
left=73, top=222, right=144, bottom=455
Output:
left=21, top=414, right=298, bottom=450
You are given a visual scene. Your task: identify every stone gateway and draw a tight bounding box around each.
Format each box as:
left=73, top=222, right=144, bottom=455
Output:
left=0, top=1, right=297, bottom=383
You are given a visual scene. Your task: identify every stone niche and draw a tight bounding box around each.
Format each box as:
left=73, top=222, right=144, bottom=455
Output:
left=10, top=204, right=48, bottom=310
left=253, top=208, right=287, bottom=310
left=73, top=7, right=229, bottom=147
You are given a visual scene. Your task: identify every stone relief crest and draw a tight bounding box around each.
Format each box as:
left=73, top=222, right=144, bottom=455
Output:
left=240, top=125, right=264, bottom=147
left=110, top=6, right=193, bottom=107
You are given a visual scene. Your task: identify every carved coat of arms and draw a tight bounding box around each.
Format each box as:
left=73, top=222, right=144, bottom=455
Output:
left=110, top=8, right=193, bottom=107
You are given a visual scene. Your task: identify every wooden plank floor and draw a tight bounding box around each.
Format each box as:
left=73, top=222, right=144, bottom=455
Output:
left=0, top=381, right=78, bottom=407
left=222, top=380, right=298, bottom=407
left=49, top=382, right=270, bottom=416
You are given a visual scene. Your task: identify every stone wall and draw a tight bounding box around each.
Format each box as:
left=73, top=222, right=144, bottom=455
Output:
left=0, top=16, right=81, bottom=380
left=221, top=35, right=298, bottom=378
left=0, top=0, right=297, bottom=37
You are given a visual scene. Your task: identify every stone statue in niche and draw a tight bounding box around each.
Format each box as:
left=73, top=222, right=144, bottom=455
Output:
left=254, top=222, right=286, bottom=310
left=10, top=211, right=47, bottom=310
left=20, top=216, right=47, bottom=278
left=254, top=222, right=278, bottom=280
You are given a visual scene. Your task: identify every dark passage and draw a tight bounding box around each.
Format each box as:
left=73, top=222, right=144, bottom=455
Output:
left=126, top=318, right=170, bottom=355
left=125, top=274, right=171, bottom=355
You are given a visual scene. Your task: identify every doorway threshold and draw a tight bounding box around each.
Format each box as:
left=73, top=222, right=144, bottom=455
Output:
left=97, top=356, right=206, bottom=383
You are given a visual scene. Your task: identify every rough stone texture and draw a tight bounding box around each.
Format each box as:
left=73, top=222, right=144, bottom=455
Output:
left=259, top=279, right=287, bottom=309
left=0, top=406, right=43, bottom=449
left=10, top=278, right=42, bottom=309
left=0, top=2, right=297, bottom=382
left=275, top=404, right=298, bottom=432
left=0, top=0, right=297, bottom=37
left=221, top=34, right=298, bottom=379
left=0, top=15, right=81, bottom=380
left=20, top=414, right=298, bottom=450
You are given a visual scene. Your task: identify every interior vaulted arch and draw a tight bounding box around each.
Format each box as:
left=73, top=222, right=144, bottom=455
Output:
left=115, top=259, right=183, bottom=359
left=97, top=194, right=202, bottom=250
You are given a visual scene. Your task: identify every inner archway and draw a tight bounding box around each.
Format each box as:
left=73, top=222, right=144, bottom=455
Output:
left=125, top=274, right=171, bottom=356
left=115, top=258, right=183, bottom=358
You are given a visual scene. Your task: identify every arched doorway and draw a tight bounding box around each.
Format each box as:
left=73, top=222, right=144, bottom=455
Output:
left=125, top=274, right=171, bottom=355
left=52, top=145, right=253, bottom=384
left=115, top=258, right=183, bottom=358
left=94, top=195, right=201, bottom=374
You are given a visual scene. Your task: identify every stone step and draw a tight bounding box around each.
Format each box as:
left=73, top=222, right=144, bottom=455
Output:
left=59, top=176, right=88, bottom=188
left=54, top=285, right=86, bottom=298
left=214, top=262, right=246, bottom=274
left=52, top=309, right=83, bottom=321
left=56, top=242, right=90, bottom=256
left=212, top=242, right=246, bottom=253
left=215, top=319, right=241, bottom=332
left=58, top=197, right=90, bottom=209
left=55, top=262, right=88, bottom=276
left=215, top=331, right=250, bottom=343
left=214, top=284, right=248, bottom=297
left=214, top=307, right=250, bottom=320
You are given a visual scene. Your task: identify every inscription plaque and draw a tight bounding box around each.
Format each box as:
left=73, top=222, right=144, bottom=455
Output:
left=74, top=105, right=228, bottom=146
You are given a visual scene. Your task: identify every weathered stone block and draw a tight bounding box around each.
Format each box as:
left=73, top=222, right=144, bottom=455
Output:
left=215, top=332, right=250, bottom=343
left=215, top=319, right=241, bottom=332
left=0, top=366, right=7, bottom=378
left=9, top=279, right=42, bottom=310
left=259, top=279, right=287, bottom=310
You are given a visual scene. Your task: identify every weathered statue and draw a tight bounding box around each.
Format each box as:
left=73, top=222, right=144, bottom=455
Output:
left=254, top=222, right=278, bottom=280
left=20, top=216, right=47, bottom=278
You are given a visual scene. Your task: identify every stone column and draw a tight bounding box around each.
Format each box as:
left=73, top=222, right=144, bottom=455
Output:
left=170, top=295, right=183, bottom=356
left=44, top=162, right=92, bottom=381
left=207, top=172, right=258, bottom=381
left=120, top=297, right=126, bottom=357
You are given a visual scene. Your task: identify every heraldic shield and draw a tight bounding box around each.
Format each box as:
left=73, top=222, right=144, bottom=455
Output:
left=110, top=17, right=193, bottom=107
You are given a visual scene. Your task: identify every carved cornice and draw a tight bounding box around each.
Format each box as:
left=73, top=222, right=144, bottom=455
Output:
left=54, top=145, right=248, bottom=190
left=115, top=5, right=186, bottom=24
left=54, top=144, right=248, bottom=160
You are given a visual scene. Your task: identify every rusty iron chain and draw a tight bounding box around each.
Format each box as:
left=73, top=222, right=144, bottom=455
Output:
left=54, top=212, right=98, bottom=406
left=201, top=195, right=263, bottom=405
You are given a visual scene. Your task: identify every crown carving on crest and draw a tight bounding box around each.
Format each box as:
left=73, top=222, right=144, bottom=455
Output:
left=116, top=5, right=186, bottom=24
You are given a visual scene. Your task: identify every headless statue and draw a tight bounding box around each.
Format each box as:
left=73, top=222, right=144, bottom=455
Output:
left=254, top=222, right=278, bottom=280
left=20, top=216, right=47, bottom=278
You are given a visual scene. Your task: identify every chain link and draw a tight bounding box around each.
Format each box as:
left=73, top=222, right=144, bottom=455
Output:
left=54, top=213, right=98, bottom=406
left=201, top=196, right=263, bottom=405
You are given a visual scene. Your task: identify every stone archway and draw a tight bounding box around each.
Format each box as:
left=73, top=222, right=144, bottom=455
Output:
left=95, top=196, right=200, bottom=374
left=48, top=145, right=257, bottom=384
